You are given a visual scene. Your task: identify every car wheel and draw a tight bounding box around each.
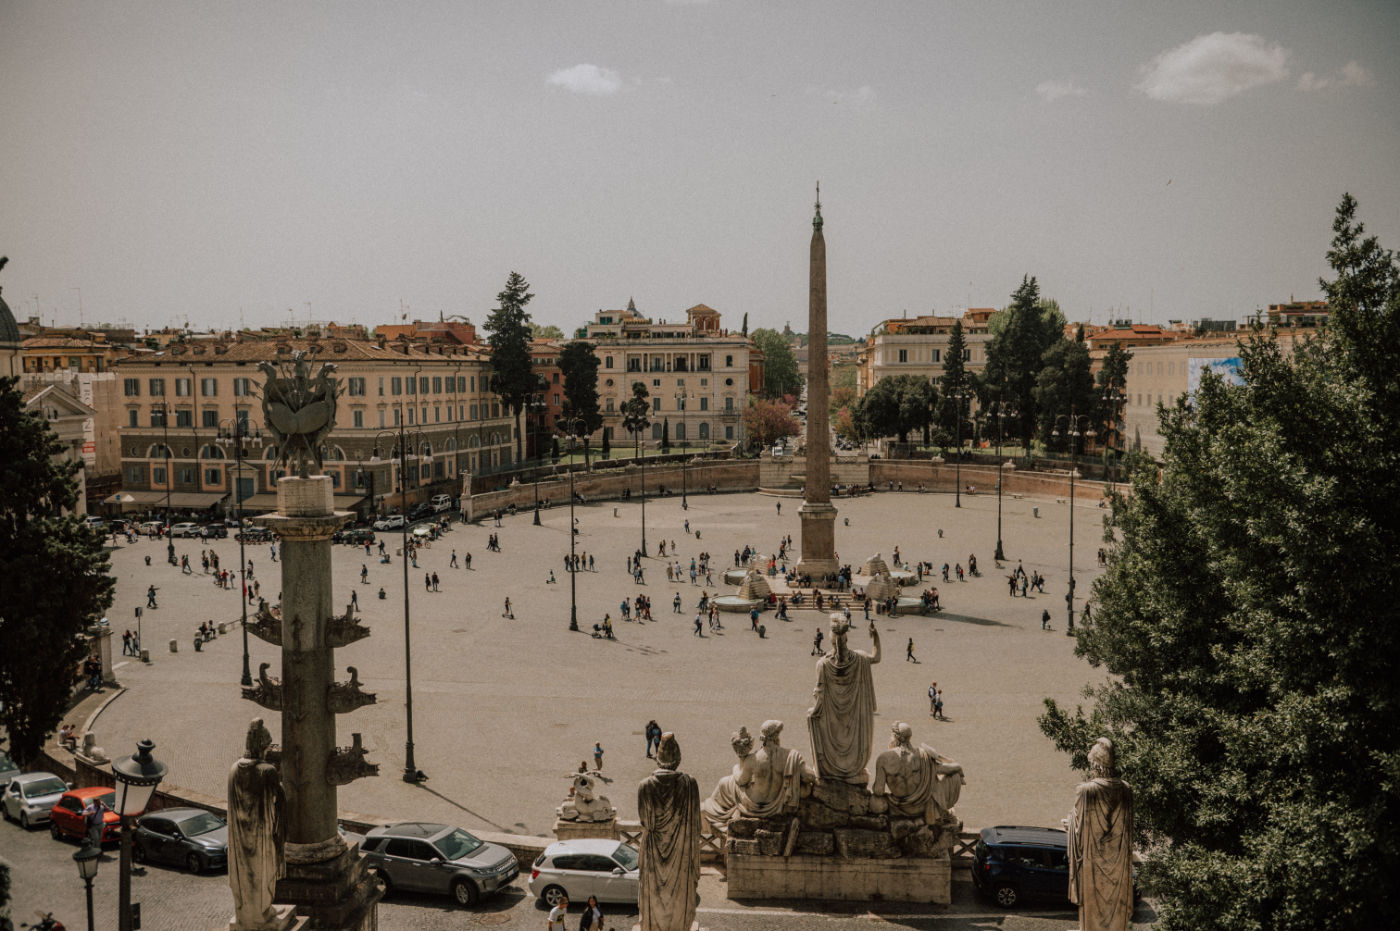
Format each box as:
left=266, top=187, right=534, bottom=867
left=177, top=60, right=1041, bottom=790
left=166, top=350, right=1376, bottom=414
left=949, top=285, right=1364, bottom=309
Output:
left=376, top=870, right=392, bottom=898
left=185, top=852, right=204, bottom=874
left=19, top=811, right=30, bottom=830
left=994, top=883, right=1019, bottom=909
left=450, top=877, right=478, bottom=907
left=49, top=821, right=61, bottom=840
left=540, top=884, right=567, bottom=909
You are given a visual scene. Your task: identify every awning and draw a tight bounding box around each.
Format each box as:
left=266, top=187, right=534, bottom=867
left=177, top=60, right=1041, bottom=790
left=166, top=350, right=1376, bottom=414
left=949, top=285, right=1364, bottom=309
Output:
left=103, top=490, right=167, bottom=506
left=167, top=492, right=228, bottom=509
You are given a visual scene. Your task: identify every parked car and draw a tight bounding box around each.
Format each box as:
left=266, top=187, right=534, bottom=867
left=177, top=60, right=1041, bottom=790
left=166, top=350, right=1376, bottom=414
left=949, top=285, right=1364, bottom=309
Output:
left=334, top=528, right=376, bottom=546
left=1, top=773, right=69, bottom=829
left=169, top=522, right=201, bottom=538
left=0, top=749, right=20, bottom=788
left=132, top=807, right=228, bottom=873
left=528, top=839, right=639, bottom=908
left=430, top=494, right=452, bottom=513
left=373, top=515, right=406, bottom=532
left=408, top=504, right=435, bottom=523
left=49, top=786, right=121, bottom=844
left=360, top=821, right=518, bottom=906
left=199, top=524, right=228, bottom=539
left=971, top=825, right=1075, bottom=908
left=137, top=520, right=165, bottom=536
left=236, top=527, right=273, bottom=544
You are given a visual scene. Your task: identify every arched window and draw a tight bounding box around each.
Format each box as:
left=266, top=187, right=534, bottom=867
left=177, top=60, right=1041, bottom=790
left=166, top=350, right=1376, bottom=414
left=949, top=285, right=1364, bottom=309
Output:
left=147, top=444, right=172, bottom=458
left=468, top=436, right=480, bottom=449
left=199, top=444, right=225, bottom=460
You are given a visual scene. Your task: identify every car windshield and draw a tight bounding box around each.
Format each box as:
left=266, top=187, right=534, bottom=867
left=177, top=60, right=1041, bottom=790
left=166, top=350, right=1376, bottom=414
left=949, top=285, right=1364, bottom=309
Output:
left=26, top=777, right=67, bottom=797
left=177, top=812, right=225, bottom=836
left=91, top=791, right=116, bottom=808
left=434, top=828, right=484, bottom=861
left=611, top=844, right=638, bottom=870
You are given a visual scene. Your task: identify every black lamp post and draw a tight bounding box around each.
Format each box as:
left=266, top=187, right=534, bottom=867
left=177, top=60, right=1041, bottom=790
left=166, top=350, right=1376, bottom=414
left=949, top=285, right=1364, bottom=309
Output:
left=951, top=387, right=973, bottom=507
left=1100, top=386, right=1125, bottom=491
left=375, top=424, right=428, bottom=783
left=564, top=415, right=589, bottom=632
left=152, top=401, right=172, bottom=533
left=674, top=391, right=690, bottom=509
left=1052, top=409, right=1094, bottom=635
left=993, top=397, right=1016, bottom=563
left=218, top=417, right=262, bottom=688
left=532, top=395, right=545, bottom=526
left=112, top=739, right=166, bottom=931
left=74, top=839, right=100, bottom=931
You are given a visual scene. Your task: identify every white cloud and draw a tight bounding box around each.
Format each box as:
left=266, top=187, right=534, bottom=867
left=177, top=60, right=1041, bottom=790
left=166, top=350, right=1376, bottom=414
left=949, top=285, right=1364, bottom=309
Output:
left=1035, top=79, right=1089, bottom=102
left=1298, top=60, right=1375, bottom=92
left=1137, top=32, right=1289, bottom=105
left=546, top=64, right=623, bottom=96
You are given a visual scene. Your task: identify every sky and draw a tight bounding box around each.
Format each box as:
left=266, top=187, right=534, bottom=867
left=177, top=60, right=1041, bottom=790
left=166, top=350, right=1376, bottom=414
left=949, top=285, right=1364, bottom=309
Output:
left=2, top=1, right=1397, bottom=338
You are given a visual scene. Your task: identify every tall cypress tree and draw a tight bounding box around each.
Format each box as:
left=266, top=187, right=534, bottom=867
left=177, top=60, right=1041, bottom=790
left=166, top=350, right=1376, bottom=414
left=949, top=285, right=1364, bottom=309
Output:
left=0, top=377, right=115, bottom=766
left=484, top=271, right=536, bottom=464
left=558, top=340, right=602, bottom=469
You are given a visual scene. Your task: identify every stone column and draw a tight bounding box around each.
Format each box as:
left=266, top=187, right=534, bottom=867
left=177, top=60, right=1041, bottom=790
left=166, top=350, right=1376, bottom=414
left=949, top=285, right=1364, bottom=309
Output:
left=254, top=476, right=380, bottom=931
left=797, top=190, right=838, bottom=579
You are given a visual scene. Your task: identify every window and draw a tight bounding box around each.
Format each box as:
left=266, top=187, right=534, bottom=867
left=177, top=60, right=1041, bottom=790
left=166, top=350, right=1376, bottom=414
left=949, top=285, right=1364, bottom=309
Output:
left=420, top=377, right=429, bottom=394
left=353, top=410, right=364, bottom=428
left=378, top=377, right=385, bottom=396
left=725, top=396, right=735, bottom=411
left=201, top=378, right=218, bottom=397
left=605, top=398, right=615, bottom=412
left=652, top=423, right=662, bottom=439
left=422, top=406, right=428, bottom=423
left=378, top=409, right=385, bottom=428
left=151, top=408, right=167, bottom=427
left=458, top=376, right=467, bottom=392
left=393, top=408, right=401, bottom=426
left=408, top=377, right=417, bottom=395
left=552, top=372, right=560, bottom=384
left=605, top=356, right=613, bottom=369
left=202, top=410, right=218, bottom=428
left=725, top=425, right=734, bottom=440
left=931, top=350, right=941, bottom=363
left=725, top=377, right=734, bottom=386
left=348, top=377, right=366, bottom=396
left=652, top=397, right=661, bottom=412
left=149, top=378, right=166, bottom=396
left=699, top=397, right=708, bottom=411
left=236, top=409, right=250, bottom=431
left=233, top=377, right=252, bottom=396
left=963, top=349, right=971, bottom=362
left=124, top=378, right=140, bottom=396
left=553, top=394, right=560, bottom=407
left=433, top=376, right=442, bottom=393
left=175, top=410, right=192, bottom=428
left=434, top=406, right=441, bottom=424
left=175, top=378, right=191, bottom=397
left=152, top=466, right=167, bottom=485
left=652, top=379, right=660, bottom=387
left=898, top=349, right=908, bottom=363
left=699, top=422, right=710, bottom=439
left=125, top=464, right=145, bottom=483
left=204, top=468, right=221, bottom=485
left=408, top=408, right=415, bottom=425
left=128, top=409, right=138, bottom=427
left=470, top=376, right=476, bottom=391
left=392, top=377, right=402, bottom=395
left=177, top=465, right=196, bottom=484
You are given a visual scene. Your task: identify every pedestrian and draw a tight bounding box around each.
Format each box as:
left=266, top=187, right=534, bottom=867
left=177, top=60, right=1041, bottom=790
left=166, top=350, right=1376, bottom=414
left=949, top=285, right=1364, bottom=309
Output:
left=588, top=554, right=594, bottom=571
left=547, top=570, right=557, bottom=584
left=431, top=571, right=440, bottom=591
left=465, top=552, right=472, bottom=570
left=812, top=629, right=824, bottom=655
left=934, top=689, right=945, bottom=720
left=1042, top=608, right=1051, bottom=630
left=350, top=590, right=359, bottom=612
left=906, top=637, right=916, bottom=662
left=694, top=613, right=704, bottom=636
left=593, top=742, right=604, bottom=771
left=450, top=550, right=458, bottom=568
left=1082, top=601, right=1093, bottom=624
left=673, top=593, right=682, bottom=613
left=122, top=630, right=132, bottom=656
left=146, top=585, right=158, bottom=608
left=546, top=894, right=569, bottom=931
left=928, top=681, right=938, bottom=714
left=424, top=572, right=431, bottom=592
left=863, top=598, right=870, bottom=621
left=578, top=894, right=605, bottom=931
left=361, top=564, right=369, bottom=584
left=503, top=597, right=514, bottom=619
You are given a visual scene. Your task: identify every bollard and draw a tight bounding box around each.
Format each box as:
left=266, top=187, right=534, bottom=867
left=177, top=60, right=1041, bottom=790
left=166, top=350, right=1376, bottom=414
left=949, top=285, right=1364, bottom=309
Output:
left=194, top=638, right=202, bottom=652
left=140, top=649, right=150, bottom=663
left=169, top=639, right=178, bottom=653
left=1033, top=506, right=1040, bottom=518
left=758, top=625, right=766, bottom=638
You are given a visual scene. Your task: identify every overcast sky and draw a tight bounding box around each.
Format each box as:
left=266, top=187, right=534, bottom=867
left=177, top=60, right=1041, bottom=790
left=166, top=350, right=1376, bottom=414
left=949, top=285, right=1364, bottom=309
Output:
left=2, top=1, right=1396, bottom=337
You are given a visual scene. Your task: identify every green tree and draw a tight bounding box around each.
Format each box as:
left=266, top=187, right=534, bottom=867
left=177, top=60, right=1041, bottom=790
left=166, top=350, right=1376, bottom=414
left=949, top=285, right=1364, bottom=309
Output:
left=600, top=428, right=611, bottom=460
left=984, top=277, right=1066, bottom=450
left=1031, top=334, right=1095, bottom=450
left=751, top=328, right=803, bottom=398
left=0, top=376, right=116, bottom=767
left=855, top=374, right=937, bottom=445
left=937, top=319, right=977, bottom=441
left=621, top=381, right=651, bottom=455
left=1038, top=195, right=1400, bottom=931
left=660, top=417, right=671, bottom=451
left=484, top=271, right=536, bottom=464
left=1095, top=341, right=1134, bottom=461
left=557, top=340, right=602, bottom=469
left=741, top=396, right=802, bottom=449
left=529, top=322, right=565, bottom=339
left=741, top=312, right=748, bottom=337
left=833, top=405, right=860, bottom=442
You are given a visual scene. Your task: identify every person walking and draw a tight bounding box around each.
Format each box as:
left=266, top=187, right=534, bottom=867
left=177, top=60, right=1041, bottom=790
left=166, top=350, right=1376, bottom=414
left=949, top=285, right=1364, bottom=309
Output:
left=450, top=549, right=458, bottom=568
left=503, top=597, right=514, bottom=619
left=578, top=894, right=605, bottom=931
left=431, top=571, right=440, bottom=591
left=673, top=593, right=682, bottom=614
left=593, top=742, right=604, bottom=771
left=934, top=688, right=945, bottom=720
left=350, top=590, right=359, bottom=612
left=928, top=681, right=938, bottom=714
left=424, top=572, right=431, bottom=592
left=546, top=894, right=569, bottom=931
left=693, top=613, right=704, bottom=636
left=1042, top=608, right=1051, bottom=630
left=360, top=563, right=369, bottom=584
left=812, top=629, right=824, bottom=656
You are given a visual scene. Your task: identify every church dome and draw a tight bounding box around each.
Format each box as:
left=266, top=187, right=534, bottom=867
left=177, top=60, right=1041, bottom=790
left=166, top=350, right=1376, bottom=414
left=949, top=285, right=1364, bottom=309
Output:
left=0, top=287, right=19, bottom=345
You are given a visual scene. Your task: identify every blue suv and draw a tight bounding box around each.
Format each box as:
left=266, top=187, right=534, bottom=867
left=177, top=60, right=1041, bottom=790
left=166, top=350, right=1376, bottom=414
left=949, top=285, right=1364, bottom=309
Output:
left=971, top=825, right=1072, bottom=909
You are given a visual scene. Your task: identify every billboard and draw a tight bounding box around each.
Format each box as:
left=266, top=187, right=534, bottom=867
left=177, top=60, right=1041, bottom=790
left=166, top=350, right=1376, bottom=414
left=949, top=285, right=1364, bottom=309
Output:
left=1187, top=357, right=1244, bottom=395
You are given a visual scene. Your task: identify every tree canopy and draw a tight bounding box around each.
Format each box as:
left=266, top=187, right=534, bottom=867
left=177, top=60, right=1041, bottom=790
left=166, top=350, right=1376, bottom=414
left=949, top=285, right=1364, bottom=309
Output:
left=558, top=340, right=602, bottom=469
left=984, top=277, right=1066, bottom=449
left=741, top=395, right=802, bottom=449
left=855, top=374, right=936, bottom=444
left=1038, top=195, right=1400, bottom=931
left=0, top=377, right=115, bottom=767
left=484, top=271, right=535, bottom=464
left=1031, top=332, right=1096, bottom=450
left=621, top=381, right=651, bottom=450
left=751, top=328, right=803, bottom=399
left=529, top=322, right=565, bottom=340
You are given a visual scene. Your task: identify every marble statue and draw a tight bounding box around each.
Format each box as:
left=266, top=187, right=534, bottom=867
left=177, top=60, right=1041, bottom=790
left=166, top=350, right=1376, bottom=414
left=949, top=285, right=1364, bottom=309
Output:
left=258, top=350, right=340, bottom=478
left=807, top=614, right=880, bottom=785
left=228, top=718, right=290, bottom=931
left=558, top=773, right=615, bottom=822
left=868, top=721, right=965, bottom=826
left=702, top=721, right=819, bottom=833
left=638, top=733, right=700, bottom=931
left=78, top=732, right=109, bottom=764
left=1067, top=737, right=1135, bottom=931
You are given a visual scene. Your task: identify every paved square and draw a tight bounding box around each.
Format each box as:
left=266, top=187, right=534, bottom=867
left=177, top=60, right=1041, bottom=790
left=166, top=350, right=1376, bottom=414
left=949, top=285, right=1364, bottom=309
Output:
left=94, top=486, right=1110, bottom=839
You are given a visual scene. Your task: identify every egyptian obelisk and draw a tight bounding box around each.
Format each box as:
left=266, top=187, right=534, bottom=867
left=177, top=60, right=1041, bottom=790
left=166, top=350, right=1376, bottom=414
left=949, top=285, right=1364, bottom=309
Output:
left=796, top=185, right=838, bottom=579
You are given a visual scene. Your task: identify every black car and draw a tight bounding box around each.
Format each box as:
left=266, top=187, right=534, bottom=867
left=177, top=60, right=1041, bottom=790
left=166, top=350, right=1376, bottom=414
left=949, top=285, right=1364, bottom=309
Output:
left=408, top=504, right=435, bottom=523
left=200, top=524, right=228, bottom=539
left=334, top=527, right=376, bottom=545
left=971, top=825, right=1072, bottom=908
left=131, top=808, right=228, bottom=873
left=236, top=527, right=273, bottom=544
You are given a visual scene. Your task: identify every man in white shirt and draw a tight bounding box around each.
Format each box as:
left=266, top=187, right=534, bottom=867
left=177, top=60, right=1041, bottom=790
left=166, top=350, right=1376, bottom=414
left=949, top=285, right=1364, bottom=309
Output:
left=547, top=894, right=569, bottom=930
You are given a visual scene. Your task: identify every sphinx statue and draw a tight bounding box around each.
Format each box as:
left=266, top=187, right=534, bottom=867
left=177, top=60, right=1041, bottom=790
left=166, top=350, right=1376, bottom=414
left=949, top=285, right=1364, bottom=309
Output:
left=558, top=772, right=615, bottom=822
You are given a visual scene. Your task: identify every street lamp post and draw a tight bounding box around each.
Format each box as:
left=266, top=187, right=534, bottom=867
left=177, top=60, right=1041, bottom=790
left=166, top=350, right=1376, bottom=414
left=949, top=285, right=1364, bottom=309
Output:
left=951, top=388, right=972, bottom=507
left=375, top=424, right=428, bottom=783
left=564, top=415, right=589, bottom=632
left=218, top=417, right=263, bottom=688
left=674, top=392, right=690, bottom=509
left=1052, top=409, right=1095, bottom=635
left=532, top=395, right=545, bottom=526
left=112, top=740, right=166, bottom=931
left=152, top=401, right=173, bottom=536
left=74, top=840, right=100, bottom=931
left=1100, top=387, right=1126, bottom=491
left=993, top=399, right=1016, bottom=563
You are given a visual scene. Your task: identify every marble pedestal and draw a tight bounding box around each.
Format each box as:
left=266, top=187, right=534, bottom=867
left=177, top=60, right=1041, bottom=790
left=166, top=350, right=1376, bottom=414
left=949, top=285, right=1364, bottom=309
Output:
left=795, top=501, right=839, bottom=578
left=726, top=852, right=950, bottom=903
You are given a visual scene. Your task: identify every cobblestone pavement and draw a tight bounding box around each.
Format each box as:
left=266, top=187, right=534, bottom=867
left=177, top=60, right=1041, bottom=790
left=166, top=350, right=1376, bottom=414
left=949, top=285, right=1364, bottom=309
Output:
left=2, top=814, right=1160, bottom=930
left=85, top=488, right=1108, bottom=835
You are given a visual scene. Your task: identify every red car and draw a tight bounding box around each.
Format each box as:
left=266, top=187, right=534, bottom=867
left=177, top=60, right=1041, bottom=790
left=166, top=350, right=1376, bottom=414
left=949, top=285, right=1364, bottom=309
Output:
left=49, top=787, right=121, bottom=845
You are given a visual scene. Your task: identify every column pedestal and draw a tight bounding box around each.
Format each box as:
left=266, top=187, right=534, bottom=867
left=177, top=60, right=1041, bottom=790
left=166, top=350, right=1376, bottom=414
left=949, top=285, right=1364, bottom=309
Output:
left=796, top=502, right=839, bottom=579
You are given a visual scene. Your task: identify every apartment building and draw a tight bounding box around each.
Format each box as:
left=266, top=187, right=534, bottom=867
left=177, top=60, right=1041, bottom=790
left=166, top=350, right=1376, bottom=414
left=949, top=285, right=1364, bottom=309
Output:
left=109, top=335, right=514, bottom=517
left=582, top=300, right=755, bottom=449
left=855, top=308, right=993, bottom=396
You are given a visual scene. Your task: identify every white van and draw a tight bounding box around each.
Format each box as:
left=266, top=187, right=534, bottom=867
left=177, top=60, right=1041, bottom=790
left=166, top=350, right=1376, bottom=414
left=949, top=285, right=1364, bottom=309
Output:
left=430, top=494, right=452, bottom=513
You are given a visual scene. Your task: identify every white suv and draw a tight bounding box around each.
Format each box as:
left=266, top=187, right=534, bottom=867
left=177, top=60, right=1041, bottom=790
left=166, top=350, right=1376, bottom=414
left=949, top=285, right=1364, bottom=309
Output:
left=528, top=839, right=639, bottom=908
left=430, top=494, right=452, bottom=513
left=373, top=514, right=406, bottom=531
left=169, top=522, right=201, bottom=537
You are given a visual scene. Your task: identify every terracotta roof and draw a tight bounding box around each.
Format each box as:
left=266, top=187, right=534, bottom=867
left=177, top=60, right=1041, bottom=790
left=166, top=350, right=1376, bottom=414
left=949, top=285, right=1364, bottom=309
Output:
left=22, top=336, right=110, bottom=350
left=114, top=337, right=492, bottom=366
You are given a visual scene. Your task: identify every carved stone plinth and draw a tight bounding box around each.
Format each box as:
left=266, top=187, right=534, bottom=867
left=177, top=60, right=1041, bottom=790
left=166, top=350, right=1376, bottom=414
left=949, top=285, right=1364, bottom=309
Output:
left=795, top=501, right=839, bottom=578
left=553, top=817, right=620, bottom=841
left=226, top=903, right=307, bottom=931
left=726, top=852, right=949, bottom=903
left=275, top=838, right=382, bottom=931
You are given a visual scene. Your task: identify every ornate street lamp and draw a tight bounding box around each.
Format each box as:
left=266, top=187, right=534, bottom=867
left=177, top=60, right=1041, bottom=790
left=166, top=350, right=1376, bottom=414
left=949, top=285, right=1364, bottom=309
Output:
left=74, top=839, right=101, bottom=931
left=564, top=415, right=589, bottom=632
left=112, top=739, right=166, bottom=931
left=1052, top=409, right=1095, bottom=635
left=218, top=417, right=263, bottom=688
left=993, top=398, right=1017, bottom=563
left=950, top=387, right=973, bottom=507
